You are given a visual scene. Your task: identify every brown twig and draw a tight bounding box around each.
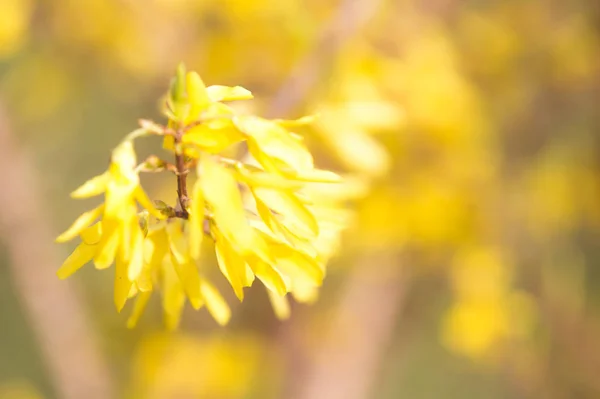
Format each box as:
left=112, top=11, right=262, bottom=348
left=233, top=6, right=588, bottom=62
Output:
left=0, top=101, right=116, bottom=399
left=173, top=128, right=189, bottom=216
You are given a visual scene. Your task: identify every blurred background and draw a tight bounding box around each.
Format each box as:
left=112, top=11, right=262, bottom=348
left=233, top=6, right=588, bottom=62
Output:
left=0, top=0, right=599, bottom=398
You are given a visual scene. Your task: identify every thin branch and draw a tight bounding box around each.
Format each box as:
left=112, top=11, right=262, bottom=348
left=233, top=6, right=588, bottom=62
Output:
left=173, top=128, right=189, bottom=216
left=0, top=101, right=116, bottom=399
left=266, top=0, right=384, bottom=118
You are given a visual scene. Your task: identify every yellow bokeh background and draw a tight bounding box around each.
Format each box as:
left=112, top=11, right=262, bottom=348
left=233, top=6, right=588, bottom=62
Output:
left=0, top=0, right=599, bottom=398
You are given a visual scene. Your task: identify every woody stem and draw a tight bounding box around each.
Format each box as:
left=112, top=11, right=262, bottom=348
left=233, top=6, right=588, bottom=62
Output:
left=174, top=128, right=189, bottom=217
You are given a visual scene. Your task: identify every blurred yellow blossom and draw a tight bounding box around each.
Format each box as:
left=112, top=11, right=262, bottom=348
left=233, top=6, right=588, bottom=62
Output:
left=0, top=0, right=32, bottom=58
left=442, top=246, right=537, bottom=360
left=128, top=333, right=274, bottom=399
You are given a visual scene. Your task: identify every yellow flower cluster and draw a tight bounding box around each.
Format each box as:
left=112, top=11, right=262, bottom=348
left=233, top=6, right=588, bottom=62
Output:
left=56, top=64, right=348, bottom=329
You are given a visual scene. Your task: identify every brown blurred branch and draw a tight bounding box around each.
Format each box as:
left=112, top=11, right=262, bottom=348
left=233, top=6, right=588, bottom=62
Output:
left=0, top=102, right=116, bottom=399
left=288, top=251, right=408, bottom=399
left=266, top=0, right=384, bottom=117
left=266, top=1, right=403, bottom=397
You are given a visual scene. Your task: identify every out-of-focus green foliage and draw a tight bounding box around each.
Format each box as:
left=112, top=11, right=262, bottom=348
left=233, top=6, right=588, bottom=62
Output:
left=1, top=0, right=599, bottom=398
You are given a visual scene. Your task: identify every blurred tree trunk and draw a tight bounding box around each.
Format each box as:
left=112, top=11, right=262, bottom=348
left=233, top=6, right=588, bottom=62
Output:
left=289, top=250, right=409, bottom=399
left=0, top=102, right=116, bottom=399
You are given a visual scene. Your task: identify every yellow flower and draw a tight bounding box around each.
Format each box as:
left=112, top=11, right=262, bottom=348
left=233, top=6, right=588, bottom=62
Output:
left=57, top=141, right=164, bottom=311
left=57, top=65, right=348, bottom=328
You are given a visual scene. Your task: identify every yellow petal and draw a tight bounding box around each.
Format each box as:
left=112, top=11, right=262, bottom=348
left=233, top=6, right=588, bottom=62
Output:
left=70, top=172, right=109, bottom=198
left=104, top=181, right=136, bottom=221
left=111, top=141, right=137, bottom=176
left=235, top=164, right=304, bottom=190
left=127, top=291, right=152, bottom=329
left=200, top=157, right=255, bottom=252
left=188, top=180, right=205, bottom=260
left=246, top=255, right=287, bottom=297
left=160, top=258, right=187, bottom=330
left=186, top=71, right=211, bottom=121
left=253, top=188, right=319, bottom=239
left=243, top=264, right=255, bottom=287
left=114, top=249, right=132, bottom=312
left=166, top=220, right=190, bottom=265
left=93, top=222, right=120, bottom=269
left=80, top=222, right=102, bottom=245
left=127, top=223, right=145, bottom=281
left=119, top=214, right=134, bottom=263
left=128, top=284, right=138, bottom=298
left=274, top=115, right=317, bottom=127
left=172, top=259, right=204, bottom=310
left=290, top=169, right=342, bottom=183
left=206, top=85, right=253, bottom=102
left=214, top=231, right=247, bottom=301
left=56, top=204, right=105, bottom=243
left=162, top=135, right=175, bottom=151
left=143, top=228, right=168, bottom=283
left=200, top=279, right=231, bottom=326
left=199, top=102, right=236, bottom=120
left=267, top=290, right=291, bottom=320
left=234, top=116, right=314, bottom=172
left=267, top=238, right=324, bottom=287
left=292, top=281, right=320, bottom=304
left=57, top=242, right=96, bottom=279
left=166, top=221, right=203, bottom=309
left=184, top=119, right=244, bottom=153
left=135, top=187, right=166, bottom=220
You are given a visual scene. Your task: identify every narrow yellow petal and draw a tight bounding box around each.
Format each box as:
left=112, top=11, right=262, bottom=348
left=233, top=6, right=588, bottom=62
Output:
left=291, top=169, right=342, bottom=183
left=162, top=135, right=175, bottom=151
left=70, top=172, right=109, bottom=198
left=234, top=115, right=314, bottom=172
left=235, top=164, right=303, bottom=190
left=200, top=157, right=255, bottom=252
left=134, top=187, right=166, bottom=220
left=270, top=241, right=324, bottom=287
left=183, top=120, right=244, bottom=153
left=127, top=291, right=152, bottom=329
left=253, top=188, right=319, bottom=239
left=93, top=222, right=120, bottom=269
left=80, top=222, right=102, bottom=245
left=292, top=281, right=320, bottom=304
left=127, top=223, right=145, bottom=281
left=186, top=71, right=211, bottom=121
left=267, top=290, right=291, bottom=320
left=57, top=243, right=96, bottom=279
left=206, top=85, right=253, bottom=102
left=111, top=141, right=137, bottom=175
left=243, top=264, right=255, bottom=287
left=114, top=249, right=132, bottom=312
left=171, top=258, right=204, bottom=310
left=166, top=221, right=203, bottom=309
left=161, top=258, right=187, bottom=330
left=119, top=214, right=134, bottom=263
left=128, top=284, right=138, bottom=298
left=246, top=255, right=287, bottom=297
left=56, top=204, right=105, bottom=243
left=274, top=114, right=317, bottom=127
left=143, top=229, right=169, bottom=287
left=200, top=279, right=231, bottom=326
left=214, top=232, right=246, bottom=301
left=166, top=220, right=190, bottom=265
left=188, top=180, right=205, bottom=260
